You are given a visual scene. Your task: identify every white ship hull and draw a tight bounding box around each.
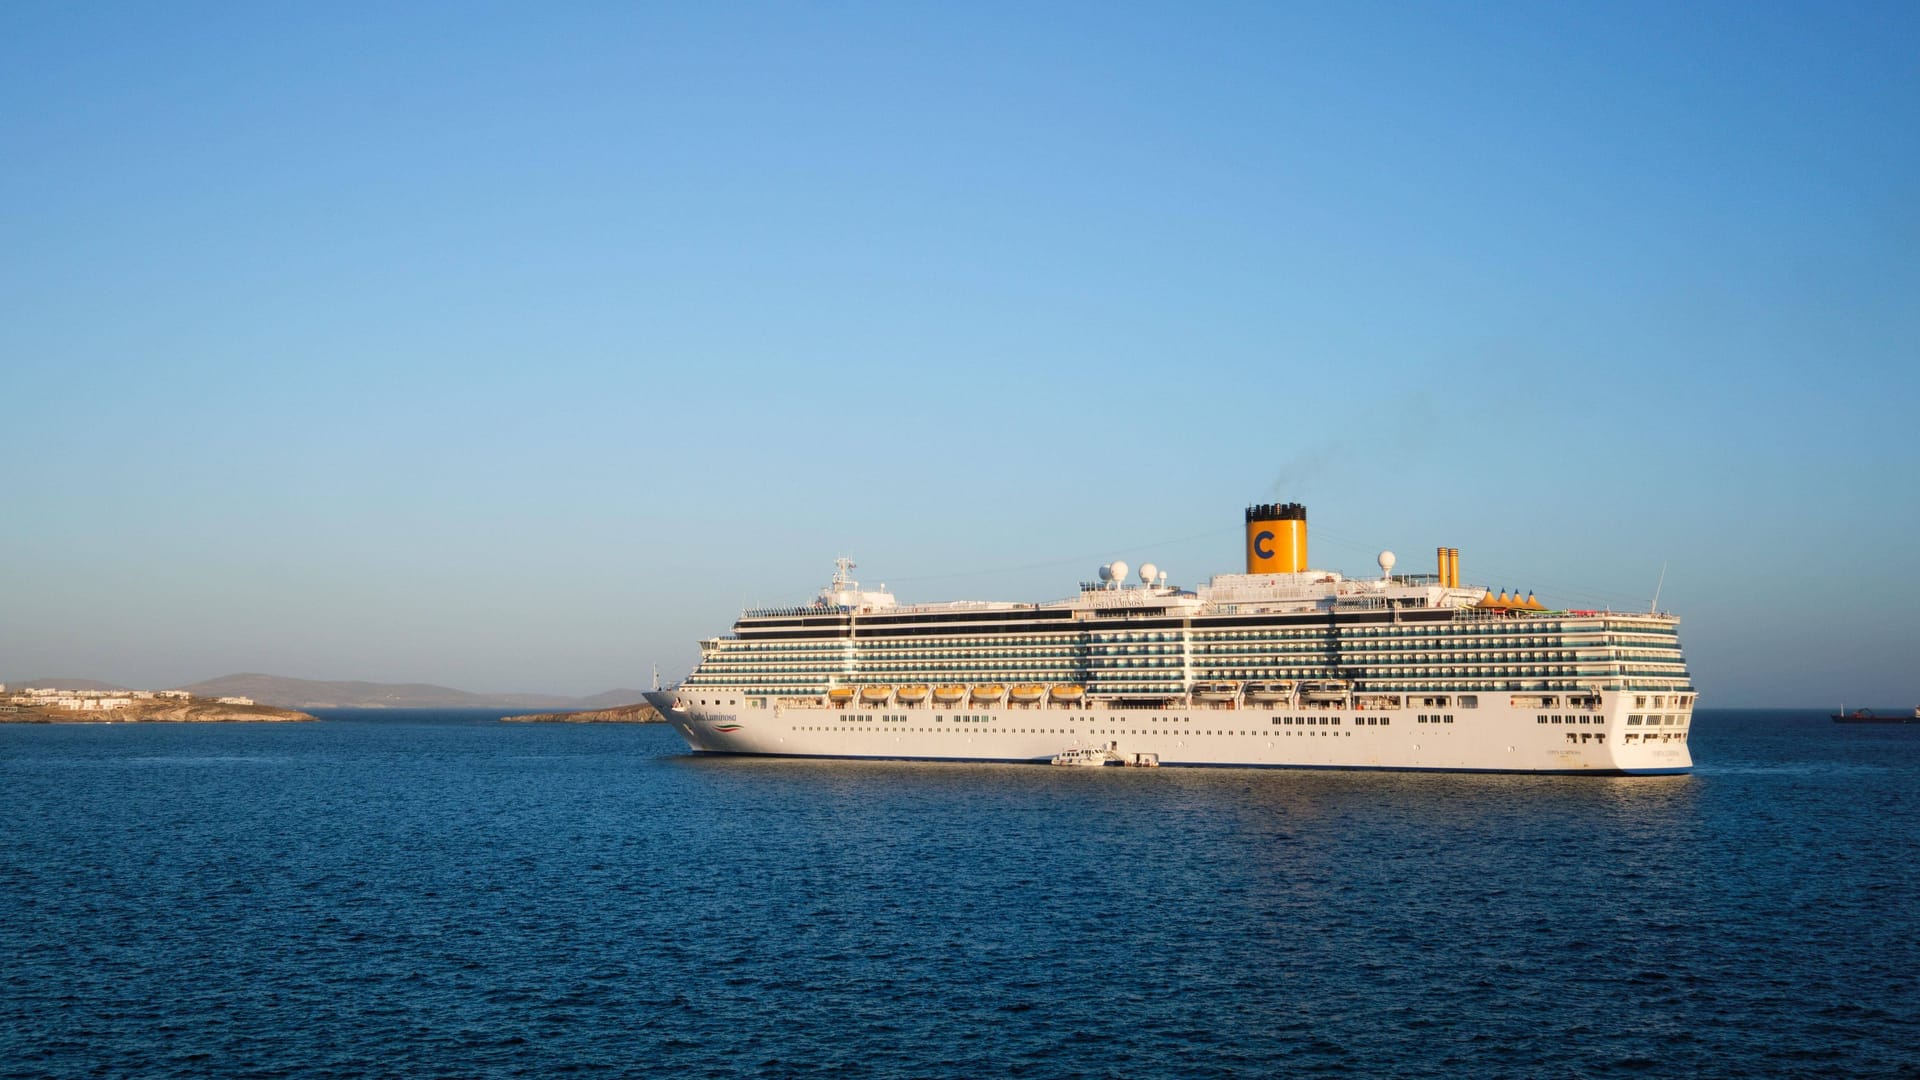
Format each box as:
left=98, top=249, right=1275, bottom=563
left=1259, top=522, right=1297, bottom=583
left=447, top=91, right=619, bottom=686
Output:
left=645, top=691, right=1692, bottom=775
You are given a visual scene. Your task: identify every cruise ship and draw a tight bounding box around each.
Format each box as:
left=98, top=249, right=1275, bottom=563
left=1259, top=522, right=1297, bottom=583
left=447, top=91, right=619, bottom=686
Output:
left=645, top=504, right=1696, bottom=774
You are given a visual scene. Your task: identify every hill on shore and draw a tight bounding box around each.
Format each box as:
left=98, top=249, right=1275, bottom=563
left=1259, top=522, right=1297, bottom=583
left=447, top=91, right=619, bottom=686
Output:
left=9, top=678, right=131, bottom=692
left=172, top=674, right=650, bottom=711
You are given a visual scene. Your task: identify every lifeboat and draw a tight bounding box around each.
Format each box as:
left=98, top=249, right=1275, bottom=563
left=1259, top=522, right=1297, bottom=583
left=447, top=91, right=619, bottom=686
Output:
left=827, top=687, right=856, bottom=704
left=1192, top=680, right=1240, bottom=702
left=1008, top=683, right=1046, bottom=705
left=931, top=685, right=968, bottom=705
left=896, top=684, right=930, bottom=704
left=1244, top=681, right=1294, bottom=704
left=1049, top=684, right=1086, bottom=703
left=1302, top=680, right=1350, bottom=703
left=970, top=683, right=1006, bottom=704
left=860, top=685, right=894, bottom=705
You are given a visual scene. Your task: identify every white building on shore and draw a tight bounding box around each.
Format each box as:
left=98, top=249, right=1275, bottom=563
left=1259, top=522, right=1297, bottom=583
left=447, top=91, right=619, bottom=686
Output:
left=43, top=695, right=136, bottom=711
left=6, top=686, right=195, bottom=709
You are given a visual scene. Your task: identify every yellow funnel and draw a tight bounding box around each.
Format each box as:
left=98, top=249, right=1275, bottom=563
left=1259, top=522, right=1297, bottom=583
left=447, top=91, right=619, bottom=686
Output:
left=1245, top=503, right=1307, bottom=574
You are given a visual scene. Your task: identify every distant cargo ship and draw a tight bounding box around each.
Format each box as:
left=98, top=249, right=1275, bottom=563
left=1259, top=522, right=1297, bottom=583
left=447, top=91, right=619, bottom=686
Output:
left=646, top=503, right=1696, bottom=774
left=1832, top=707, right=1920, bottom=724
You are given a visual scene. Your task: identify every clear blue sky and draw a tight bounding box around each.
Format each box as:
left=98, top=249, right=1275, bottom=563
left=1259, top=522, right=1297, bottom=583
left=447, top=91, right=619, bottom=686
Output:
left=3, top=2, right=1915, bottom=705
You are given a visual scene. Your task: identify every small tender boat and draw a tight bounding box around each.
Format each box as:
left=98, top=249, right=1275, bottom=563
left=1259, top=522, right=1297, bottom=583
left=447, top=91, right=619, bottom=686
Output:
left=931, top=685, right=968, bottom=705
left=860, top=685, right=893, bottom=704
left=827, top=687, right=856, bottom=704
left=1008, top=683, right=1047, bottom=704
left=1050, top=747, right=1116, bottom=767
left=970, top=683, right=1006, bottom=703
left=1049, top=684, right=1086, bottom=703
left=895, top=684, right=930, bottom=704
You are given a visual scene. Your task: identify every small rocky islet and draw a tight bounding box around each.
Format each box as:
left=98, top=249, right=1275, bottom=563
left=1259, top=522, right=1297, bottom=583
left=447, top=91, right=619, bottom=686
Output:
left=499, top=702, right=661, bottom=724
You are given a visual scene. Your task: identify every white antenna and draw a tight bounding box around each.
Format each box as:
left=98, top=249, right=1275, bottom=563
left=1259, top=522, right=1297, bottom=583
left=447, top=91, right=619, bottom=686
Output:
left=652, top=664, right=660, bottom=691
left=1650, top=561, right=1669, bottom=613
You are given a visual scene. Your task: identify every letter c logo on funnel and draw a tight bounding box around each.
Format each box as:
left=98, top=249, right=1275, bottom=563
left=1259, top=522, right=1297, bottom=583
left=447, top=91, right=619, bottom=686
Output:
left=1253, top=530, right=1275, bottom=559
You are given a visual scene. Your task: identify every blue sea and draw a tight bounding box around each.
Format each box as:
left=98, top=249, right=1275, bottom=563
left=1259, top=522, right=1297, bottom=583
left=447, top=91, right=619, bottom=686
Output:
left=3, top=709, right=1916, bottom=1078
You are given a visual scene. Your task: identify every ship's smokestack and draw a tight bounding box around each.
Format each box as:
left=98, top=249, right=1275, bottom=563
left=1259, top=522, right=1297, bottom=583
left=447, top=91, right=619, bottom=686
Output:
left=1448, top=548, right=1460, bottom=589
left=1246, top=503, right=1307, bottom=574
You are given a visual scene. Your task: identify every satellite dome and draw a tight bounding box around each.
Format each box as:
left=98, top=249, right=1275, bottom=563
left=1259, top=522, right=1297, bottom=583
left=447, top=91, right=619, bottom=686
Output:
left=1139, top=562, right=1158, bottom=585
left=1098, top=564, right=1114, bottom=582
left=1378, top=550, right=1397, bottom=574
left=1108, top=561, right=1129, bottom=586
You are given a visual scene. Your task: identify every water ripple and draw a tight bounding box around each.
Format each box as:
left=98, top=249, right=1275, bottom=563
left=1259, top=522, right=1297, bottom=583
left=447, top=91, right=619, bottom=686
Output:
left=1, top=709, right=1917, bottom=1077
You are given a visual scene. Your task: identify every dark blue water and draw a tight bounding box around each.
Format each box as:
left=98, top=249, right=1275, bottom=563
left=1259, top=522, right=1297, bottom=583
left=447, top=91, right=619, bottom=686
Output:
left=3, top=709, right=1916, bottom=1078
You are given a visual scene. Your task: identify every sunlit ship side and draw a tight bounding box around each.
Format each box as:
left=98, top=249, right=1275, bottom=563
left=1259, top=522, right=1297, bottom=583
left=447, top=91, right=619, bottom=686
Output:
left=646, top=504, right=1696, bottom=774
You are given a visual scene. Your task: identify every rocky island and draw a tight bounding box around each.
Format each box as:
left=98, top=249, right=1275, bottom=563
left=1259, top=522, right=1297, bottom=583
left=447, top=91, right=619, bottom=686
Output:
left=0, top=686, right=316, bottom=724
left=501, top=701, right=661, bottom=724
